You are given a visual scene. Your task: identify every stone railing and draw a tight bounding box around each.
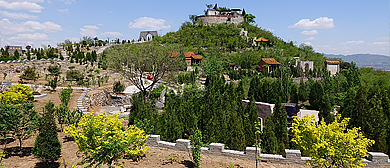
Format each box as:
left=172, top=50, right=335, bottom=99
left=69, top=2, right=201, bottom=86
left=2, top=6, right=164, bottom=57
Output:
left=147, top=135, right=390, bottom=167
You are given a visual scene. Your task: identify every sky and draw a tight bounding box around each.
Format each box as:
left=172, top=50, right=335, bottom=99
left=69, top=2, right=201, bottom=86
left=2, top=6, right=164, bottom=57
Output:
left=0, top=0, right=388, bottom=56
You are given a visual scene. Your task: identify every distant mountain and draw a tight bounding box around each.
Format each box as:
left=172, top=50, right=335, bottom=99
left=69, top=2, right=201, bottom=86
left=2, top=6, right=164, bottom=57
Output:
left=325, top=53, right=390, bottom=71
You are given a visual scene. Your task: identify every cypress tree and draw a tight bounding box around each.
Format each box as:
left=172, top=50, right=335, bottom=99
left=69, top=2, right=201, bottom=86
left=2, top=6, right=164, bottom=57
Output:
left=261, top=115, right=278, bottom=154
left=298, top=79, right=308, bottom=102
left=243, top=97, right=259, bottom=146
left=289, top=80, right=299, bottom=103
left=367, top=93, right=388, bottom=153
left=248, top=75, right=260, bottom=101
left=272, top=98, right=289, bottom=154
left=319, top=94, right=334, bottom=124
left=32, top=101, right=61, bottom=164
left=157, top=94, right=183, bottom=142
left=226, top=110, right=246, bottom=151
left=309, top=81, right=324, bottom=110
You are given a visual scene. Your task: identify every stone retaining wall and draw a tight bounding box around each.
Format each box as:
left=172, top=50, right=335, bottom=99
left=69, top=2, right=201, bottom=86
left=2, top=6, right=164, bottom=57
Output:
left=147, top=135, right=390, bottom=167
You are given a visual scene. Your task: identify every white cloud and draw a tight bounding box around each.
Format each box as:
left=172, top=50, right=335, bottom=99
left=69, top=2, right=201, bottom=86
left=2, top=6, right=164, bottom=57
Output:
left=58, top=8, right=68, bottom=13
left=265, top=28, right=274, bottom=32
left=377, top=37, right=390, bottom=41
left=128, top=17, right=171, bottom=30
left=368, top=41, right=389, bottom=46
left=0, top=19, right=63, bottom=34
left=24, top=20, right=63, bottom=32
left=8, top=32, right=47, bottom=41
left=100, top=31, right=123, bottom=37
left=304, top=42, right=312, bottom=46
left=60, top=0, right=75, bottom=4
left=306, top=37, right=316, bottom=41
left=289, top=17, right=334, bottom=29
left=80, top=25, right=99, bottom=37
left=0, top=0, right=44, bottom=13
left=301, top=30, right=318, bottom=35
left=3, top=0, right=44, bottom=2
left=0, top=10, right=37, bottom=19
left=341, top=40, right=365, bottom=45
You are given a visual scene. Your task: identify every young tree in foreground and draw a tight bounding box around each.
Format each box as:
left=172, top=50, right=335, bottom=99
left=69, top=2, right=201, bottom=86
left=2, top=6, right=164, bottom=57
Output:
left=65, top=112, right=149, bottom=168
left=190, top=129, right=202, bottom=168
left=7, top=103, right=39, bottom=151
left=291, top=114, right=374, bottom=168
left=32, top=101, right=61, bottom=164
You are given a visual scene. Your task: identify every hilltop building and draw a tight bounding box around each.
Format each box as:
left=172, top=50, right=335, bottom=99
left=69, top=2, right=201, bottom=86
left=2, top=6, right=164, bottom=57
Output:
left=196, top=4, right=245, bottom=25
left=325, top=60, right=340, bottom=76
left=5, top=46, right=22, bottom=53
left=138, top=31, right=158, bottom=42
left=258, top=58, right=280, bottom=72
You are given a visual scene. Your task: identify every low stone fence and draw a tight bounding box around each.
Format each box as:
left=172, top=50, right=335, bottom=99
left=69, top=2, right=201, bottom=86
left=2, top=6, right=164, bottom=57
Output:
left=147, top=135, right=390, bottom=167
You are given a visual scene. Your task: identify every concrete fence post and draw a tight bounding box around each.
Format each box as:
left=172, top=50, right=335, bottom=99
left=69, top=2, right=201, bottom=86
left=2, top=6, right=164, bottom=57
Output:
left=367, top=152, right=389, bottom=163
left=285, top=149, right=301, bottom=159
left=209, top=143, right=224, bottom=155
left=176, top=139, right=191, bottom=151
left=245, top=147, right=261, bottom=160
left=147, top=135, right=160, bottom=146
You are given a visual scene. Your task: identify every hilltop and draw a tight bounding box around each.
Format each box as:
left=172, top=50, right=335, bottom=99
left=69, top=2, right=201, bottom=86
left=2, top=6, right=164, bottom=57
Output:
left=154, top=21, right=326, bottom=69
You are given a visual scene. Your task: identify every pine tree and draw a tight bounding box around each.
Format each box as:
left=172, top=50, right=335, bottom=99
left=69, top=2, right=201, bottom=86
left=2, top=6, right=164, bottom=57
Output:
left=32, top=101, right=61, bottom=164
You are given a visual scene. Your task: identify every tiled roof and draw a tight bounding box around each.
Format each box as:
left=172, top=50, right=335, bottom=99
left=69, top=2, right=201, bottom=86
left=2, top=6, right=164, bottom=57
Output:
left=325, top=60, right=340, bottom=64
left=255, top=37, right=269, bottom=42
left=183, top=51, right=196, bottom=58
left=192, top=55, right=203, bottom=59
left=170, top=51, right=180, bottom=57
left=262, top=58, right=280, bottom=65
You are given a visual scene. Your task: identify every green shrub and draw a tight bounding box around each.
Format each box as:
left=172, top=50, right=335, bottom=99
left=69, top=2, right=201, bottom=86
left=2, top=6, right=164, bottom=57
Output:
left=113, top=81, right=125, bottom=93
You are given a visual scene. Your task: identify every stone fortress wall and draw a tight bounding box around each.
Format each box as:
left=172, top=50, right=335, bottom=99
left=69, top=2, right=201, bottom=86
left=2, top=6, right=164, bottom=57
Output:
left=197, top=15, right=244, bottom=25
left=147, top=135, right=390, bottom=167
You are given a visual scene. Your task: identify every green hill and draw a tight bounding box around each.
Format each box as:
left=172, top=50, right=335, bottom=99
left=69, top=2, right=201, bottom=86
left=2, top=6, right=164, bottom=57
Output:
left=154, top=22, right=326, bottom=69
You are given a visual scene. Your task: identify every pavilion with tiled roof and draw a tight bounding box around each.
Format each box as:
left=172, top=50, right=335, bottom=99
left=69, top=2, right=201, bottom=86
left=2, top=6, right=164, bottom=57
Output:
left=254, top=37, right=271, bottom=47
left=183, top=51, right=202, bottom=66
left=258, top=58, right=280, bottom=72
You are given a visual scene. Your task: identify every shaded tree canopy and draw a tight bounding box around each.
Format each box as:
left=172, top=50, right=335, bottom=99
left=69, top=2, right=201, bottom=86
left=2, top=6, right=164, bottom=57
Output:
left=107, top=43, right=185, bottom=99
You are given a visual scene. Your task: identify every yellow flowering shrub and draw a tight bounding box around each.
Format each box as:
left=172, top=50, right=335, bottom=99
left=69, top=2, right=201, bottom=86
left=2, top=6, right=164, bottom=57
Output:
left=65, top=112, right=149, bottom=168
left=0, top=84, right=33, bottom=105
left=291, top=114, right=374, bottom=168
left=9, top=84, right=33, bottom=97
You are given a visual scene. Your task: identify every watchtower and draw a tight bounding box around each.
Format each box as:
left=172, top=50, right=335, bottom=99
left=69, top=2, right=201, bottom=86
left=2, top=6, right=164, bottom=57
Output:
left=138, top=31, right=158, bottom=42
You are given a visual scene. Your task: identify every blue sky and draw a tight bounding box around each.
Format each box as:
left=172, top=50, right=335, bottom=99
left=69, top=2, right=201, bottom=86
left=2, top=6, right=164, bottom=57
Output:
left=0, top=0, right=388, bottom=56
